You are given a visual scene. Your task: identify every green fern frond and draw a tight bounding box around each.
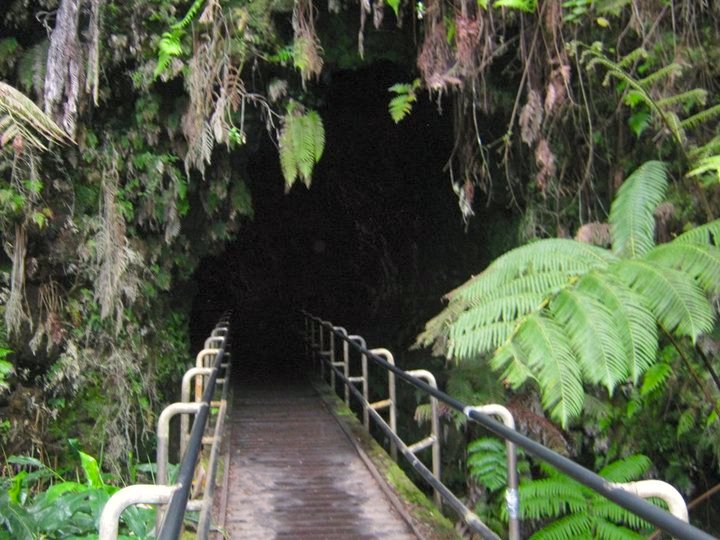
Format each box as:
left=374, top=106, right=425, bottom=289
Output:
left=593, top=499, right=654, bottom=530
left=491, top=340, right=536, bottom=388
left=609, top=161, right=667, bottom=258
left=467, top=438, right=508, bottom=491
left=0, top=82, right=71, bottom=150
left=278, top=106, right=325, bottom=190
left=414, top=300, right=465, bottom=352
left=672, top=219, right=720, bottom=246
left=686, top=155, right=720, bottom=184
left=689, top=136, right=720, bottom=160
left=17, top=41, right=48, bottom=96
left=598, top=454, right=651, bottom=483
left=550, top=287, right=627, bottom=391
left=519, top=475, right=587, bottom=519
left=680, top=103, right=720, bottom=131
left=389, top=95, right=416, bottom=123
left=615, top=260, right=715, bottom=341
left=154, top=0, right=205, bottom=79
left=637, top=63, right=683, bottom=88
left=656, top=89, right=708, bottom=110
left=449, top=320, right=515, bottom=359
left=449, top=238, right=616, bottom=303
left=640, top=362, right=672, bottom=396
left=578, top=272, right=657, bottom=384
left=616, top=47, right=648, bottom=69
left=450, top=292, right=544, bottom=335
left=677, top=409, right=696, bottom=438
left=174, top=0, right=206, bottom=30
left=519, top=455, right=652, bottom=539
left=388, top=79, right=420, bottom=123
left=645, top=242, right=720, bottom=294
left=514, top=315, right=584, bottom=427
left=459, top=271, right=577, bottom=306
left=593, top=518, right=647, bottom=540
left=530, top=513, right=593, bottom=540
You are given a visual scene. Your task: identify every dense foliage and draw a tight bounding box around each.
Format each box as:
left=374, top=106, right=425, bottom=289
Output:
left=0, top=0, right=718, bottom=537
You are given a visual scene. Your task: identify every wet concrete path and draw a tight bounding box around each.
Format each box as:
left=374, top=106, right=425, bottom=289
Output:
left=217, top=380, right=417, bottom=539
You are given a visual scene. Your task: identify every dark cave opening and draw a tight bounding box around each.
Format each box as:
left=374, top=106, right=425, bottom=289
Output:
left=189, top=60, right=516, bottom=380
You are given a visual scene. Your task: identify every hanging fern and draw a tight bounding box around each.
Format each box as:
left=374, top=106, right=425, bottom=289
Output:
left=278, top=103, right=325, bottom=191
left=154, top=0, right=206, bottom=79
left=417, top=161, right=720, bottom=427
left=388, top=79, right=420, bottom=123
left=0, top=82, right=71, bottom=151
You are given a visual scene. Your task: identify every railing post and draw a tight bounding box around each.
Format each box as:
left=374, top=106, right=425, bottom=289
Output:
left=180, top=367, right=213, bottom=456
left=99, top=485, right=176, bottom=539
left=318, top=323, right=325, bottom=380
left=348, top=335, right=368, bottom=427
left=194, top=348, right=220, bottom=408
left=466, top=404, right=519, bottom=540
left=369, top=348, right=397, bottom=461
left=156, top=402, right=203, bottom=531
left=406, top=369, right=441, bottom=506
left=333, top=326, right=349, bottom=402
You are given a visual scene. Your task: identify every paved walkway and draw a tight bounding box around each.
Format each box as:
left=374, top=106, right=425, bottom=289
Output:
left=217, top=381, right=417, bottom=539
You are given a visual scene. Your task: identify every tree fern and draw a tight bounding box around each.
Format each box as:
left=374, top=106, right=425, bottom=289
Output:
left=418, top=161, right=719, bottom=427
left=278, top=104, right=325, bottom=191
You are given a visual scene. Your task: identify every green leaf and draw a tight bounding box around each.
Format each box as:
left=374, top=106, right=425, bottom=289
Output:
left=610, top=161, right=667, bottom=258
left=493, top=0, right=537, bottom=12
left=78, top=451, right=103, bottom=488
left=0, top=493, right=36, bottom=540
left=386, top=0, right=401, bottom=16
left=628, top=109, right=651, bottom=137
left=640, top=362, right=672, bottom=396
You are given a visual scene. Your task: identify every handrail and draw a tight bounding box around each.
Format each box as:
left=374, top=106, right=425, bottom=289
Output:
left=157, top=315, right=231, bottom=540
left=302, top=310, right=713, bottom=540
left=98, top=312, right=231, bottom=540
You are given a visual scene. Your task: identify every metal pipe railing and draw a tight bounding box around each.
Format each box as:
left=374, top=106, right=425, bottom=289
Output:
left=405, top=369, right=441, bottom=506
left=157, top=317, right=230, bottom=540
left=302, top=311, right=712, bottom=540
left=467, top=404, right=519, bottom=540
left=99, top=313, right=231, bottom=540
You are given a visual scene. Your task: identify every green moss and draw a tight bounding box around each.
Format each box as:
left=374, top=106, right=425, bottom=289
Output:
left=316, top=382, right=459, bottom=539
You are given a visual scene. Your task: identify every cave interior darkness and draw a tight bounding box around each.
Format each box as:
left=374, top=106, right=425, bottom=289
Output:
left=189, top=59, right=516, bottom=380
